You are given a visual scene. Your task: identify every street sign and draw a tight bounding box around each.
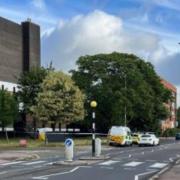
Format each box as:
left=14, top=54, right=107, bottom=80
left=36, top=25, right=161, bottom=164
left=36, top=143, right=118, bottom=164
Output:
left=65, top=138, right=74, bottom=161
left=65, top=138, right=73, bottom=147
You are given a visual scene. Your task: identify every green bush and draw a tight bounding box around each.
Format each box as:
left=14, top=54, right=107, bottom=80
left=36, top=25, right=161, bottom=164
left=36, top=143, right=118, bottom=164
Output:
left=162, top=128, right=180, bottom=137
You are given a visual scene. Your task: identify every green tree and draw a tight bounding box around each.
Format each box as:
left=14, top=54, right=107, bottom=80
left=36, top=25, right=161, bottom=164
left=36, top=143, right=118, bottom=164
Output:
left=71, top=52, right=172, bottom=133
left=17, top=67, right=49, bottom=130
left=31, top=71, right=85, bottom=131
left=0, top=89, right=18, bottom=132
left=177, top=107, right=180, bottom=128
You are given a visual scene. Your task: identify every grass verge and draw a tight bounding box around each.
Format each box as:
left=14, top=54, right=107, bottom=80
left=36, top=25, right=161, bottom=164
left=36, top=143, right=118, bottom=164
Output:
left=0, top=136, right=108, bottom=150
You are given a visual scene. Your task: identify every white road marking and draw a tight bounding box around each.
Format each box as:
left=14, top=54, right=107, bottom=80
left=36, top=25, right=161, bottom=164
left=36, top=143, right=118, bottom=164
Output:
left=149, top=163, right=167, bottom=169
left=0, top=171, right=7, bottom=175
left=149, top=167, right=169, bottom=180
left=169, top=158, right=174, bottom=162
left=134, top=170, right=157, bottom=180
left=100, top=166, right=114, bottom=170
left=99, top=160, right=119, bottom=166
left=0, top=161, right=24, bottom=166
left=124, top=161, right=144, bottom=167
left=32, top=166, right=84, bottom=179
left=24, top=161, right=46, bottom=165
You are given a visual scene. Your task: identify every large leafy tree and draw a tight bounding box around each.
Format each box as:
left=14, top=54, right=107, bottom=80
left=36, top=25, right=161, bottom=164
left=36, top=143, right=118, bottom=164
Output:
left=0, top=89, right=18, bottom=132
left=31, top=71, right=85, bottom=131
left=17, top=67, right=49, bottom=130
left=71, top=52, right=172, bottom=133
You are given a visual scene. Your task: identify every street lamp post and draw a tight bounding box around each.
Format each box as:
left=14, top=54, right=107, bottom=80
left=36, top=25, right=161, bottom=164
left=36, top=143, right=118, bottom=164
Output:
left=90, top=100, right=97, bottom=157
left=124, top=74, right=127, bottom=127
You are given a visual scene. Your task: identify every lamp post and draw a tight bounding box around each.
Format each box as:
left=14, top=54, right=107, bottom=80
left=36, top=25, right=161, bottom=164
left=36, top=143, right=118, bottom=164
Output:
left=124, top=74, right=127, bottom=127
left=90, top=100, right=97, bottom=157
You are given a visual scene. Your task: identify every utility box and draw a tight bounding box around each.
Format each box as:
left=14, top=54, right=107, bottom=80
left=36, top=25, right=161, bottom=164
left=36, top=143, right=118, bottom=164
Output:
left=65, top=138, right=74, bottom=161
left=95, top=138, right=101, bottom=157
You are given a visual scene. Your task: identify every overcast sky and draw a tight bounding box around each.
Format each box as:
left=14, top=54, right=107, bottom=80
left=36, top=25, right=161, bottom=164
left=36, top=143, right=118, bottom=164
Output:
left=1, top=0, right=180, bottom=106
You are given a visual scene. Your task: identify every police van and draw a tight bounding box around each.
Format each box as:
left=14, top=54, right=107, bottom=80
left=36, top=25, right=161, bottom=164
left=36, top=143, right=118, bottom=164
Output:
left=108, top=126, right=132, bottom=146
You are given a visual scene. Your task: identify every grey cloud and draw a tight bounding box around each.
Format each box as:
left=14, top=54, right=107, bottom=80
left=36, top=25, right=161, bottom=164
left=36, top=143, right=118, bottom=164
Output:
left=155, top=53, right=180, bottom=85
left=41, top=10, right=161, bottom=71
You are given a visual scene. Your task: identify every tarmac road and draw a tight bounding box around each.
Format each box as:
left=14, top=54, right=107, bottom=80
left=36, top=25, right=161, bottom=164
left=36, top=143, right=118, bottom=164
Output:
left=0, top=138, right=179, bottom=180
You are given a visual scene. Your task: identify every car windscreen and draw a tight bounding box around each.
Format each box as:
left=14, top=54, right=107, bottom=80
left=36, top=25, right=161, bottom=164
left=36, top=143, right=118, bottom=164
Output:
left=141, top=135, right=151, bottom=138
left=132, top=134, right=138, bottom=137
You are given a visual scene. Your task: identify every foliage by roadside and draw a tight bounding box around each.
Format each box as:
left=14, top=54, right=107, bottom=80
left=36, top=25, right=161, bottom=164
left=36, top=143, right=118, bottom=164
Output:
left=71, top=52, right=172, bottom=133
left=31, top=71, right=85, bottom=130
left=17, top=67, right=49, bottom=114
left=0, top=89, right=18, bottom=132
left=162, top=128, right=180, bottom=137
left=0, top=136, right=107, bottom=149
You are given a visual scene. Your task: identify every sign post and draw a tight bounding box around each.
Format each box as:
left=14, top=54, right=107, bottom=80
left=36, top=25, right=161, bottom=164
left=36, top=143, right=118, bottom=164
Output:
left=65, top=138, right=74, bottom=161
left=90, top=101, right=97, bottom=157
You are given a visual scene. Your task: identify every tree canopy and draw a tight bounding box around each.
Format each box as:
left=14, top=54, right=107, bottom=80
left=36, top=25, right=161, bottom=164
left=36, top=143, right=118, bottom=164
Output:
left=17, top=67, right=48, bottom=114
left=71, top=52, right=172, bottom=132
left=31, top=71, right=85, bottom=129
left=0, top=89, right=18, bottom=131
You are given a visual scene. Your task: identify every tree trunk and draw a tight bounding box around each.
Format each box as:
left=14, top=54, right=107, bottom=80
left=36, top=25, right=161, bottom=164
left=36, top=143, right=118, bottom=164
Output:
left=51, top=123, right=55, bottom=132
left=33, top=118, right=37, bottom=132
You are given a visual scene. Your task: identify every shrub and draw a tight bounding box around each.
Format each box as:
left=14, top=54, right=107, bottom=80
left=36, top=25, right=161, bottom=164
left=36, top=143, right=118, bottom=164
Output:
left=162, top=128, right=180, bottom=137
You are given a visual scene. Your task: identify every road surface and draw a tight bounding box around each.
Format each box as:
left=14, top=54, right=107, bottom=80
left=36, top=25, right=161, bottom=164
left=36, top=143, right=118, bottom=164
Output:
left=0, top=139, right=179, bottom=180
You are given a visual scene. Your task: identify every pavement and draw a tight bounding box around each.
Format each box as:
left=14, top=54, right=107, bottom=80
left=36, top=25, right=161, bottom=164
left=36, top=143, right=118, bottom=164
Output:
left=0, top=139, right=180, bottom=180
left=156, top=160, right=180, bottom=180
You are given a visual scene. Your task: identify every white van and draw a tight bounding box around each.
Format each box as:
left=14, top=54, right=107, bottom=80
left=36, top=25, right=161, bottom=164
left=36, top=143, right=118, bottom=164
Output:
left=108, top=126, right=132, bottom=146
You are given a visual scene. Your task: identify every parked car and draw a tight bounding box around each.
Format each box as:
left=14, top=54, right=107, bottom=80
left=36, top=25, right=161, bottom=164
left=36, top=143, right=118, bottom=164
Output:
left=108, top=126, right=132, bottom=146
left=131, top=133, right=142, bottom=144
left=145, top=132, right=155, bottom=135
left=139, top=134, right=159, bottom=146
left=175, top=133, right=180, bottom=140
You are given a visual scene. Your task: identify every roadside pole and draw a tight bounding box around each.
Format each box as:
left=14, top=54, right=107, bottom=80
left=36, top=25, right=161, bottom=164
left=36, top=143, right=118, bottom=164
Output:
left=90, top=100, right=97, bottom=157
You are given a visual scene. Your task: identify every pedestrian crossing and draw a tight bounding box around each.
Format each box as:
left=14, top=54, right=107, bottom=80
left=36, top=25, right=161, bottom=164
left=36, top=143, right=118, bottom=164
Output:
left=99, top=160, right=119, bottom=166
left=123, top=161, right=144, bottom=167
left=0, top=159, right=168, bottom=171
left=0, top=160, right=48, bottom=167
left=98, top=160, right=168, bottom=170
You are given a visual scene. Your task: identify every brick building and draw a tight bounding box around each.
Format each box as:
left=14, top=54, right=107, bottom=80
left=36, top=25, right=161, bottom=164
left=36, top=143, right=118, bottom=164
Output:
left=0, top=17, right=40, bottom=132
left=161, top=79, right=177, bottom=130
left=0, top=16, right=40, bottom=90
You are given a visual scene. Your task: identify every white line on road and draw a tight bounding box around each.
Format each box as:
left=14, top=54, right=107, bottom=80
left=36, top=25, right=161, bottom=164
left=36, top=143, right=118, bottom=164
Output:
left=149, top=163, right=167, bottom=169
left=99, top=160, right=119, bottom=166
left=0, top=171, right=7, bottom=175
left=124, top=161, right=144, bottom=167
left=24, top=161, right=46, bottom=165
left=32, top=166, right=84, bottom=179
left=0, top=161, right=24, bottom=166
left=134, top=170, right=157, bottom=180
left=100, top=166, right=114, bottom=170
